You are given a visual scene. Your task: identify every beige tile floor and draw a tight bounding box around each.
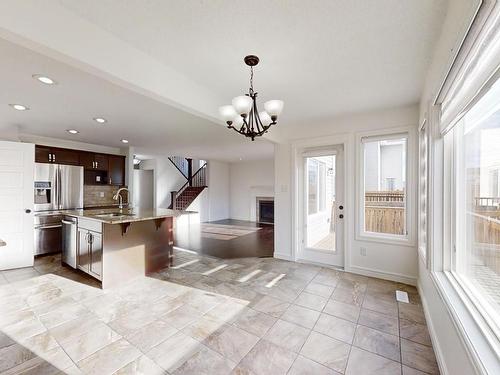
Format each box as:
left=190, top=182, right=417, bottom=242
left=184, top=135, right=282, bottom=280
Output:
left=0, top=251, right=439, bottom=375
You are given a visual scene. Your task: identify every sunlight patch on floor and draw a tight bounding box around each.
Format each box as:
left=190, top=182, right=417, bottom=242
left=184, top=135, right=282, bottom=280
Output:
left=238, top=270, right=262, bottom=283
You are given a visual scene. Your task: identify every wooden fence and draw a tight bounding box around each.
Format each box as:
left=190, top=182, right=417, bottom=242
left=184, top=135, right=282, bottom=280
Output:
left=472, top=212, right=500, bottom=245
left=365, top=191, right=405, bottom=235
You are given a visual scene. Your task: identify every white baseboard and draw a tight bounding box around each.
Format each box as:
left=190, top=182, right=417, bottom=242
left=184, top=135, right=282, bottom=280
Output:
left=347, top=265, right=417, bottom=286
left=273, top=252, right=293, bottom=261
left=417, top=280, right=449, bottom=375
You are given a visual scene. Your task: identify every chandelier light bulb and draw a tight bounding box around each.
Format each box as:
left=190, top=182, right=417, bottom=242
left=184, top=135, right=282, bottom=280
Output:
left=232, top=115, right=244, bottom=128
left=264, top=100, right=284, bottom=119
left=259, top=111, right=272, bottom=126
left=231, top=96, right=253, bottom=117
left=218, top=105, right=238, bottom=123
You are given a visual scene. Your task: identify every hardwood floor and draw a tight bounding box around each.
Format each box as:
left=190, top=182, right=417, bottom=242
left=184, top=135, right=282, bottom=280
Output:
left=175, top=219, right=274, bottom=259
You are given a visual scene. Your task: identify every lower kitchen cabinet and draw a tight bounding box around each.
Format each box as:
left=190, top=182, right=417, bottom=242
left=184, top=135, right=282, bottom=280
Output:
left=77, top=227, right=102, bottom=280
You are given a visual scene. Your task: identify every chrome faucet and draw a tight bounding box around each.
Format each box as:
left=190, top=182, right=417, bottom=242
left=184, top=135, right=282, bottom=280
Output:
left=113, top=188, right=130, bottom=210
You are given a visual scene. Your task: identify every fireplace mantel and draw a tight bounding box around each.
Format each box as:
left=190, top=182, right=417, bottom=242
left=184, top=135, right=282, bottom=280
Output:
left=250, top=185, right=274, bottom=222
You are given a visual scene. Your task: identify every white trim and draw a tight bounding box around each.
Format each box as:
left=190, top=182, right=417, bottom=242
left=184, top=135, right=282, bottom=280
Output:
left=273, top=252, right=293, bottom=261
left=417, top=279, right=450, bottom=375
left=418, top=117, right=430, bottom=266
left=424, top=271, right=500, bottom=374
left=355, top=126, right=417, bottom=246
left=348, top=265, right=416, bottom=286
left=291, top=133, right=352, bottom=270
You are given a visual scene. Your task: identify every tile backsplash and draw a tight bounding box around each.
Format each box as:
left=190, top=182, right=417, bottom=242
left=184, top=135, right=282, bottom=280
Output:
left=84, top=185, right=128, bottom=207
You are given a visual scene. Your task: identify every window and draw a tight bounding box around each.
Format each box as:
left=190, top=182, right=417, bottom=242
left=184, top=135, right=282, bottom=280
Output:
left=305, top=154, right=337, bottom=251
left=307, top=158, right=328, bottom=215
left=308, top=159, right=318, bottom=215
left=449, top=76, right=500, bottom=335
left=419, top=122, right=429, bottom=260
left=361, top=134, right=408, bottom=238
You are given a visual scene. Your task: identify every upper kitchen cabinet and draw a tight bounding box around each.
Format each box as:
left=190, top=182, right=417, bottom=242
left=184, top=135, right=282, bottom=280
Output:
left=108, top=155, right=125, bottom=186
left=35, top=146, right=79, bottom=165
left=80, top=152, right=108, bottom=171
left=35, top=146, right=51, bottom=163
left=34, top=145, right=126, bottom=186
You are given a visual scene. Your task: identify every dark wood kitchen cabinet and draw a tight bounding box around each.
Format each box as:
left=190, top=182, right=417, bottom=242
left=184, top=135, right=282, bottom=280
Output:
left=35, top=146, right=51, bottom=163
left=35, top=146, right=79, bottom=165
left=108, top=155, right=125, bottom=186
left=80, top=152, right=108, bottom=171
left=35, top=145, right=126, bottom=186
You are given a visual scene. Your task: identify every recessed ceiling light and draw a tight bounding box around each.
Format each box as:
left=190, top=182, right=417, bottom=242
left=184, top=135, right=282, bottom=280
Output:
left=9, top=104, right=29, bottom=111
left=121, top=139, right=129, bottom=144
left=32, top=74, right=56, bottom=85
left=67, top=129, right=79, bottom=134
left=93, top=117, right=107, bottom=124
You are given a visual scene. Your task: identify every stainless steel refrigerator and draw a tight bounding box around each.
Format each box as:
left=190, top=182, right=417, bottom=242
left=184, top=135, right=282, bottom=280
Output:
left=34, top=163, right=83, bottom=257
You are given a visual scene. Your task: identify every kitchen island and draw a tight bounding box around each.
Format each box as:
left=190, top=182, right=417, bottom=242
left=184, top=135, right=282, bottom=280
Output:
left=63, top=208, right=182, bottom=289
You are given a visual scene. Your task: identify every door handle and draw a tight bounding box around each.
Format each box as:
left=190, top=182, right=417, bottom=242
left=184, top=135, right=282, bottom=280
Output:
left=62, top=220, right=76, bottom=225
left=53, top=153, right=56, bottom=162
left=339, top=214, right=344, bottom=219
left=35, top=224, right=62, bottom=230
left=25, top=209, right=32, bottom=214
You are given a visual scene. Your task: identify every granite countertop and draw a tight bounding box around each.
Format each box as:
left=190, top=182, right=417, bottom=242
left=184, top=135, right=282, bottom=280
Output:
left=62, top=207, right=185, bottom=224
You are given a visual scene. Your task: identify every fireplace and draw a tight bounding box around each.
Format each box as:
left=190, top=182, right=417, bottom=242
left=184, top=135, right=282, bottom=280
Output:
left=256, top=197, right=274, bottom=224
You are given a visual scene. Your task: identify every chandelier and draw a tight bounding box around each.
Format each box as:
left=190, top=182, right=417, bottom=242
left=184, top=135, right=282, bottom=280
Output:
left=219, top=55, right=284, bottom=141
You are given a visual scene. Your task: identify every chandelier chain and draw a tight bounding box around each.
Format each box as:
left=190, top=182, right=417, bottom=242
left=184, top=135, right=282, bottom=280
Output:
left=250, top=66, right=254, bottom=93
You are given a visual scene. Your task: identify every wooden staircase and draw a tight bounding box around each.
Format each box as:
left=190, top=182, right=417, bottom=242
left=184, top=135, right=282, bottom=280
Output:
left=168, top=157, right=207, bottom=210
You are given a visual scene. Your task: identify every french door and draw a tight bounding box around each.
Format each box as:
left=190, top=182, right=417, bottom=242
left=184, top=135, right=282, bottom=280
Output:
left=298, top=145, right=345, bottom=267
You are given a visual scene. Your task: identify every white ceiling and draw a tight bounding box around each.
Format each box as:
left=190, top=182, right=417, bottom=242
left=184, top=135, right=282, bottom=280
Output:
left=0, top=0, right=447, bottom=160
left=58, top=0, right=447, bottom=123
left=0, top=38, right=274, bottom=162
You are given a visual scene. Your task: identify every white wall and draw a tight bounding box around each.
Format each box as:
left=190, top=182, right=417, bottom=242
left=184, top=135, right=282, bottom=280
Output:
left=206, top=160, right=230, bottom=221
left=132, top=169, right=154, bottom=209
left=229, top=159, right=274, bottom=221
left=274, top=104, right=419, bottom=284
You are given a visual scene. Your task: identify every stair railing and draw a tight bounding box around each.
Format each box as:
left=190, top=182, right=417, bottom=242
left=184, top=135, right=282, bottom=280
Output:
left=170, top=163, right=207, bottom=209
left=168, top=156, right=189, bottom=179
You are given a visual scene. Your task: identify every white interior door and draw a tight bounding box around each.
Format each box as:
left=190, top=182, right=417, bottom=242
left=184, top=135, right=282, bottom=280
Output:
left=0, top=141, right=34, bottom=270
left=298, top=145, right=345, bottom=267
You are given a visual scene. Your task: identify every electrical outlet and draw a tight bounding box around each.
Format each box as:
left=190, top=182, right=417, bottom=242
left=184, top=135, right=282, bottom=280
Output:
left=360, top=247, right=367, bottom=256
left=99, top=192, right=105, bottom=198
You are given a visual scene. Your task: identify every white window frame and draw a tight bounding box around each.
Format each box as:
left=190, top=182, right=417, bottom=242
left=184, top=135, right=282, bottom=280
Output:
left=422, top=2, right=500, bottom=372
left=445, top=91, right=500, bottom=343
left=356, top=127, right=416, bottom=246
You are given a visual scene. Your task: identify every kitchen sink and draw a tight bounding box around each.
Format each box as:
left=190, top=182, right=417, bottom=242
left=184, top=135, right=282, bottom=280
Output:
left=93, top=212, right=136, bottom=218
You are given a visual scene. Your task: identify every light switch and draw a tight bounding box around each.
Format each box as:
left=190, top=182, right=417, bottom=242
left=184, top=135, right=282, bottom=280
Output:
left=99, top=192, right=105, bottom=198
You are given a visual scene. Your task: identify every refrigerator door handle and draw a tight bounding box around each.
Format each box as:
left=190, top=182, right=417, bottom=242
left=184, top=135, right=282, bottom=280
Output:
left=57, top=166, right=62, bottom=209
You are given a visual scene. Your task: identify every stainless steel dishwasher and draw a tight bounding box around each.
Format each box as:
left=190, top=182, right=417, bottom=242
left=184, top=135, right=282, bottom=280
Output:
left=62, top=216, right=78, bottom=268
